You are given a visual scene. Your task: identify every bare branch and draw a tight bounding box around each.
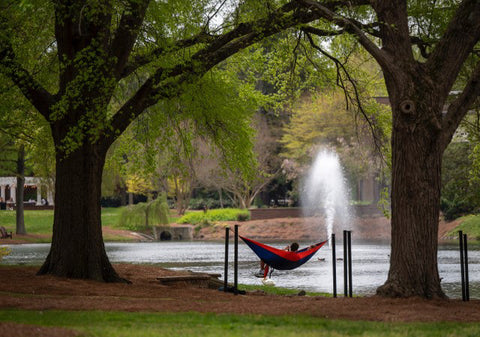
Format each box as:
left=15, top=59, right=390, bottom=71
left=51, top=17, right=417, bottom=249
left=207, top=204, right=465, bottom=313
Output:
left=297, top=0, right=392, bottom=70
left=303, top=32, right=388, bottom=163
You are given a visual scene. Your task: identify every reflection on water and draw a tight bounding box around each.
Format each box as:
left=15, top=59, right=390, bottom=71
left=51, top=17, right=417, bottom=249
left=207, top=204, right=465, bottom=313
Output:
left=2, top=241, right=479, bottom=299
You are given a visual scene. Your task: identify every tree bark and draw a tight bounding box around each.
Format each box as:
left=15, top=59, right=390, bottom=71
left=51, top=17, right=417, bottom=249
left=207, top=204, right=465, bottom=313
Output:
left=37, top=142, right=127, bottom=282
left=16, top=145, right=26, bottom=235
left=377, top=72, right=446, bottom=298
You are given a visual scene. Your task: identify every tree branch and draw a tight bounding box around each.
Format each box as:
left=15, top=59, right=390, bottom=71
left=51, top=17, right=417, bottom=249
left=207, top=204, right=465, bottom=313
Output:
left=120, top=31, right=215, bottom=79
left=104, top=1, right=330, bottom=148
left=303, top=32, right=387, bottom=162
left=426, top=0, right=480, bottom=95
left=297, top=0, right=392, bottom=70
left=110, top=0, right=150, bottom=80
left=0, top=43, right=54, bottom=120
left=120, top=0, right=301, bottom=79
left=441, top=61, right=480, bottom=150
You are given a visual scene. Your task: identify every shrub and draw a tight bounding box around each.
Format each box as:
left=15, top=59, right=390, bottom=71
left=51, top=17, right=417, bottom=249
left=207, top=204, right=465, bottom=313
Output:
left=441, top=197, right=474, bottom=221
left=0, top=246, right=11, bottom=262
left=188, top=198, right=234, bottom=210
left=236, top=213, right=250, bottom=221
left=178, top=208, right=250, bottom=225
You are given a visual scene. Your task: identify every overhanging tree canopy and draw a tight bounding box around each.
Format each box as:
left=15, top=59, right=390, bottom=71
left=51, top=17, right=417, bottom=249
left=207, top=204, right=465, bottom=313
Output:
left=0, top=0, right=329, bottom=283
left=1, top=0, right=479, bottom=299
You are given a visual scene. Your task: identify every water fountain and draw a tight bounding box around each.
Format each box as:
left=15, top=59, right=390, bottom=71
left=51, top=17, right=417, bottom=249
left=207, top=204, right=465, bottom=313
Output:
left=302, top=148, right=352, bottom=241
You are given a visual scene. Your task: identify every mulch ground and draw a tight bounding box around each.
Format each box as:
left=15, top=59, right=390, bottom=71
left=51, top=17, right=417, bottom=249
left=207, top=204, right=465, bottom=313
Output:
left=0, top=217, right=472, bottom=335
left=1, top=264, right=479, bottom=326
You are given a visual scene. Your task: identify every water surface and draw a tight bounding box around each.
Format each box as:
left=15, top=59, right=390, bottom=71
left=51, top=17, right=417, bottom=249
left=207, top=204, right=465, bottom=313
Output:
left=2, top=241, right=478, bottom=299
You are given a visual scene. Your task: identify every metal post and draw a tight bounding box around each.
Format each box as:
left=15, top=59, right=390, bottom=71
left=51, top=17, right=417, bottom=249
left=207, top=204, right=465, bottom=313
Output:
left=223, top=227, right=229, bottom=292
left=459, top=230, right=466, bottom=301
left=347, top=230, right=353, bottom=298
left=464, top=233, right=470, bottom=301
left=332, top=233, right=337, bottom=298
left=343, top=230, right=348, bottom=297
left=234, top=224, right=239, bottom=295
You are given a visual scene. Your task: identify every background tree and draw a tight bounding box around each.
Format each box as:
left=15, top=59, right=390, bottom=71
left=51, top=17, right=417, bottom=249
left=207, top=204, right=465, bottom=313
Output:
left=0, top=94, right=52, bottom=234
left=200, top=112, right=280, bottom=209
left=281, top=86, right=390, bottom=202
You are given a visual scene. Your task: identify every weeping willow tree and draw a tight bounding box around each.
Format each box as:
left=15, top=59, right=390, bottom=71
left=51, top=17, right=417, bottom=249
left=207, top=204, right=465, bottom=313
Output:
left=119, top=194, right=169, bottom=231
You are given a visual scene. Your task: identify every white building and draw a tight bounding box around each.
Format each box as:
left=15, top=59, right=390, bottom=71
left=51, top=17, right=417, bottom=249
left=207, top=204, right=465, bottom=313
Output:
left=0, top=177, right=54, bottom=206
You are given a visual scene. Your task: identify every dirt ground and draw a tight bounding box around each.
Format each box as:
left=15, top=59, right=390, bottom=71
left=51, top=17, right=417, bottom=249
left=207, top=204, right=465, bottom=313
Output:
left=0, top=216, right=472, bottom=336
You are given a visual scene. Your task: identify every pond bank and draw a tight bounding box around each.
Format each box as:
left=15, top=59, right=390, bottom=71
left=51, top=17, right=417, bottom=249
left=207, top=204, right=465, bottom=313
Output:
left=0, top=216, right=464, bottom=245
left=193, top=216, right=463, bottom=242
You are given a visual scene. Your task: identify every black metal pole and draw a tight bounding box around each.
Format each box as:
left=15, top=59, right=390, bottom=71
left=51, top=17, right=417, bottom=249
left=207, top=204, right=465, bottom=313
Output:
left=234, top=224, right=239, bottom=295
left=459, top=230, right=466, bottom=301
left=224, top=227, right=229, bottom=292
left=464, top=233, right=470, bottom=301
left=343, top=230, right=348, bottom=297
left=332, top=233, right=337, bottom=298
left=347, top=230, right=353, bottom=298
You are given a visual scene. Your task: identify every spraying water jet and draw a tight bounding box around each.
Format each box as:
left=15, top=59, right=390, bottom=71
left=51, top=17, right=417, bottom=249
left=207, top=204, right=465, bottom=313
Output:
left=302, top=148, right=352, bottom=241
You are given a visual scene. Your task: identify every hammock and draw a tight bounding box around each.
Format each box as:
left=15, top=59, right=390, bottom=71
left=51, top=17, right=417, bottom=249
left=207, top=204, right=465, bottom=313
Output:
left=240, top=236, right=327, bottom=270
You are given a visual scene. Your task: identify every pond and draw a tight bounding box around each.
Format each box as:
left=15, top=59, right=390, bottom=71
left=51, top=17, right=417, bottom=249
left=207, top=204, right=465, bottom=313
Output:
left=2, top=241, right=479, bottom=299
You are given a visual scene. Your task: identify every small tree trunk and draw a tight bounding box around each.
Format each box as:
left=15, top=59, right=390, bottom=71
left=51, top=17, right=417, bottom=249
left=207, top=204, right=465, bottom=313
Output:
left=16, top=145, right=26, bottom=235
left=38, top=143, right=127, bottom=282
left=218, top=188, right=224, bottom=208
left=377, top=96, right=445, bottom=298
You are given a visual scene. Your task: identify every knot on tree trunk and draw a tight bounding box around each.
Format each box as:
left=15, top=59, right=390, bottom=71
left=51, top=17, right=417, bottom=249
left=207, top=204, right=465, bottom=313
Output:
left=399, top=100, right=415, bottom=115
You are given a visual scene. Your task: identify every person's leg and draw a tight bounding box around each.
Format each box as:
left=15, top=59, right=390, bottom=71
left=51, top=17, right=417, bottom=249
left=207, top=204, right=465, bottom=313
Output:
left=263, top=265, right=269, bottom=279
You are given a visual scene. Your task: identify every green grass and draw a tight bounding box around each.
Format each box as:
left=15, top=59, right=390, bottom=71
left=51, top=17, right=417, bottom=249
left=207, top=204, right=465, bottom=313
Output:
left=0, top=207, right=136, bottom=242
left=446, top=214, right=480, bottom=240
left=240, top=284, right=330, bottom=297
left=0, top=208, right=126, bottom=233
left=0, top=210, right=54, bottom=235
left=101, top=207, right=124, bottom=227
left=1, top=309, right=479, bottom=337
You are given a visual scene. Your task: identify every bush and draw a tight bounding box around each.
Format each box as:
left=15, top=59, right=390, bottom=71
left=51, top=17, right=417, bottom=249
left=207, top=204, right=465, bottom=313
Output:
left=441, top=197, right=475, bottom=221
left=236, top=213, right=250, bottom=221
left=178, top=208, right=250, bottom=225
left=0, top=246, right=11, bottom=262
left=188, top=198, right=234, bottom=210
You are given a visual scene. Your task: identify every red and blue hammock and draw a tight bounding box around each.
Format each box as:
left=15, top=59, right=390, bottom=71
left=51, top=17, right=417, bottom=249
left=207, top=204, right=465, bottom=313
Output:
left=240, top=236, right=327, bottom=270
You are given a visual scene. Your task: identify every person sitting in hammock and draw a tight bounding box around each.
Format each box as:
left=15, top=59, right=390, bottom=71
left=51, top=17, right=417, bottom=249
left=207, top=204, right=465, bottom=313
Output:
left=259, top=242, right=299, bottom=279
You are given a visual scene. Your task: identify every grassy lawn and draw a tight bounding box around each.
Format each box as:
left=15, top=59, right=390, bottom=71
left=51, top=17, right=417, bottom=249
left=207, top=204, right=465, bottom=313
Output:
left=447, top=214, right=480, bottom=240
left=240, top=284, right=331, bottom=297
left=2, top=309, right=480, bottom=337
left=0, top=208, right=126, bottom=242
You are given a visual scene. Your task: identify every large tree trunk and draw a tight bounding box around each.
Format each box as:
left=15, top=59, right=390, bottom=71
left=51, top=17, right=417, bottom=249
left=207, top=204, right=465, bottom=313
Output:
left=377, top=82, right=446, bottom=298
left=37, top=143, right=126, bottom=282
